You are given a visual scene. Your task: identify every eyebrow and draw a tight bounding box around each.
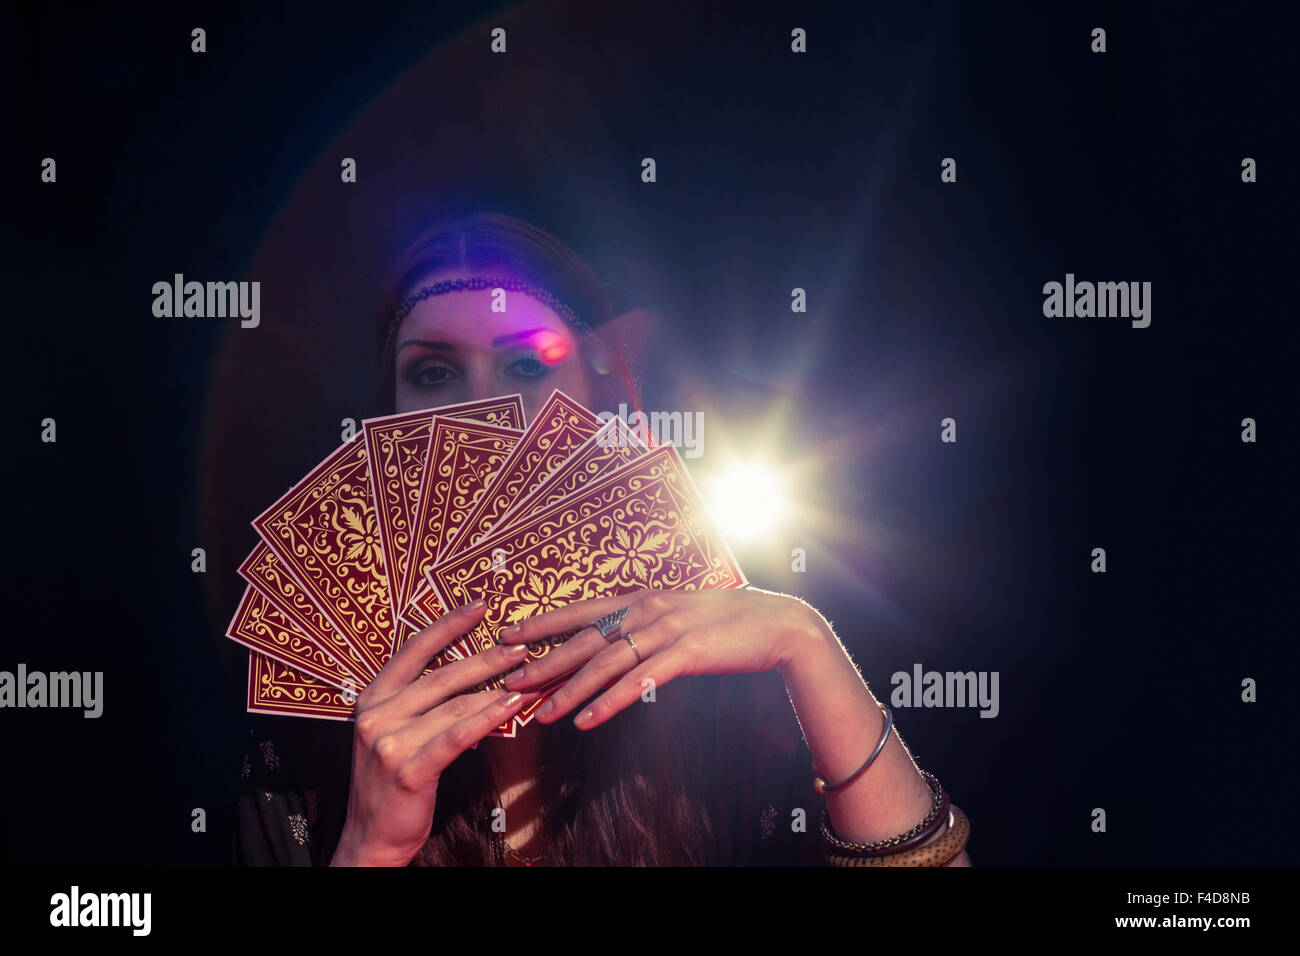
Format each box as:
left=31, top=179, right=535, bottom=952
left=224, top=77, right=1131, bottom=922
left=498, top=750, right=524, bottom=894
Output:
left=491, top=328, right=552, bottom=347
left=397, top=328, right=555, bottom=353
left=396, top=339, right=455, bottom=354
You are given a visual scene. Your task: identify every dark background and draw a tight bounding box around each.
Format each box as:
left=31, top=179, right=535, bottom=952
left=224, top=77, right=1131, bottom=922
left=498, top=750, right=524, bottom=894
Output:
left=5, top=0, right=1294, bottom=866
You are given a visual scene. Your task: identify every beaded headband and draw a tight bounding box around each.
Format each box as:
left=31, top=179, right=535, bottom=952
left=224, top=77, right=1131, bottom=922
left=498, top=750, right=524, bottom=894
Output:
left=381, top=275, right=592, bottom=357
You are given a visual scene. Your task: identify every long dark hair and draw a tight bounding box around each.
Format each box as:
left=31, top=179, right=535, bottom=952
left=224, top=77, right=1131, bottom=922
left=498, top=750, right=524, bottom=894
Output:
left=369, top=212, right=719, bottom=865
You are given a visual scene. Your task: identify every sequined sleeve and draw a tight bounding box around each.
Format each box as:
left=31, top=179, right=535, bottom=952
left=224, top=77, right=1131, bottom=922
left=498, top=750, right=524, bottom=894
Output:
left=233, top=722, right=322, bottom=866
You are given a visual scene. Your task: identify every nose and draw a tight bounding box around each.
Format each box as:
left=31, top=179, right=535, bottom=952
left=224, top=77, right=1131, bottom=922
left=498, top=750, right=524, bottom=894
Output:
left=454, top=356, right=542, bottom=424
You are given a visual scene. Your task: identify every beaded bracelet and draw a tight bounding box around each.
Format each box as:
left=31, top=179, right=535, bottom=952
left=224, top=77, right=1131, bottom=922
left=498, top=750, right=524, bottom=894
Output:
left=826, top=805, right=970, bottom=867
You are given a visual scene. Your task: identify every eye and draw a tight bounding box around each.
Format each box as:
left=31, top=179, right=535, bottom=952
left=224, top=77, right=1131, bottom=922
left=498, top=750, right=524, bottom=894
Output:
left=406, top=361, right=459, bottom=388
left=505, top=354, right=548, bottom=379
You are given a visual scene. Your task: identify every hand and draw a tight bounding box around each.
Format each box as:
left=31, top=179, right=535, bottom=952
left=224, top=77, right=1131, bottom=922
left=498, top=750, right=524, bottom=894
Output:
left=498, top=586, right=822, bottom=730
left=330, top=600, right=542, bottom=867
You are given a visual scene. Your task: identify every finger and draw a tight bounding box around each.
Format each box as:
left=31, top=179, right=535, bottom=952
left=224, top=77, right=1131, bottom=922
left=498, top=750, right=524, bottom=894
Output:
left=533, top=616, right=678, bottom=723
left=498, top=588, right=664, bottom=643
left=504, top=593, right=681, bottom=691
left=388, top=685, right=543, bottom=754
left=571, top=648, right=689, bottom=730
left=360, top=687, right=534, bottom=785
left=352, top=685, right=497, bottom=779
left=364, top=600, right=486, bottom=702
left=398, top=691, right=533, bottom=790
left=501, top=626, right=609, bottom=690
left=380, top=638, right=536, bottom=720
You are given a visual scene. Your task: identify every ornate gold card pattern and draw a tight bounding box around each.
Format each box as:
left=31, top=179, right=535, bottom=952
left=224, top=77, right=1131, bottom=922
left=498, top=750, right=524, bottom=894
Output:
left=252, top=436, right=394, bottom=676
left=238, top=541, right=372, bottom=682
left=429, top=445, right=748, bottom=664
left=246, top=651, right=355, bottom=721
left=227, top=586, right=357, bottom=691
left=396, top=417, right=522, bottom=638
left=436, top=389, right=602, bottom=563
left=363, top=396, right=525, bottom=625
left=497, top=414, right=651, bottom=526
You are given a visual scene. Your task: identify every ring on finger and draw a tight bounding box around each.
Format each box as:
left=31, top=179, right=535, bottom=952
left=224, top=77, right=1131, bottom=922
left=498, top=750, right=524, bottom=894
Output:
left=591, top=606, right=631, bottom=643
left=622, top=631, right=642, bottom=664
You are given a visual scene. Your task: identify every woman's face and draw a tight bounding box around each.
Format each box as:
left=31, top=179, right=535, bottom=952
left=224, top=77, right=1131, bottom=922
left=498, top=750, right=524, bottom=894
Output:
left=392, top=271, right=596, bottom=420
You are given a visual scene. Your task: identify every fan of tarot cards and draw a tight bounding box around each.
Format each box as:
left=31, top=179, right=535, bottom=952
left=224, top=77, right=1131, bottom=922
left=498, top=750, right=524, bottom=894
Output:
left=226, top=389, right=748, bottom=738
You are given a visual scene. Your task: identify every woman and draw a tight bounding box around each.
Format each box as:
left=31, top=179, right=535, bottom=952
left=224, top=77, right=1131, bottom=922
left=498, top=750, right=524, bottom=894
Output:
left=235, top=211, right=971, bottom=867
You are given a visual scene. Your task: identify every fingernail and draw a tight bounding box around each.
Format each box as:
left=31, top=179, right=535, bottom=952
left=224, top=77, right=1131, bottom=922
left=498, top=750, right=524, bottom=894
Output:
left=469, top=598, right=486, bottom=610
left=504, top=669, right=526, bottom=688
left=574, top=709, right=593, bottom=728
left=504, top=643, right=529, bottom=657
left=503, top=692, right=522, bottom=707
left=501, top=623, right=519, bottom=636
left=537, top=700, right=554, bottom=719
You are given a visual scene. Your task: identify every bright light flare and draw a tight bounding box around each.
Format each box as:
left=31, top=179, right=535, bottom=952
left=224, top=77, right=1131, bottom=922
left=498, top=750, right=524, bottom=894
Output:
left=704, top=461, right=788, bottom=541
left=528, top=329, right=571, bottom=365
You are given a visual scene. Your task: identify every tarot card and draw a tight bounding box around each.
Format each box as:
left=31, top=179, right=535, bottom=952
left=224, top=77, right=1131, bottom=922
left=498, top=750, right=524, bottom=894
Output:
left=397, top=599, right=433, bottom=633
left=251, top=434, right=396, bottom=676
left=425, top=389, right=604, bottom=659
left=394, top=416, right=522, bottom=653
left=434, top=414, right=653, bottom=665
left=363, top=395, right=525, bottom=626
left=494, top=414, right=651, bottom=528
left=226, top=584, right=362, bottom=692
left=436, top=389, right=603, bottom=564
left=238, top=541, right=374, bottom=683
left=246, top=650, right=356, bottom=721
left=425, top=444, right=747, bottom=732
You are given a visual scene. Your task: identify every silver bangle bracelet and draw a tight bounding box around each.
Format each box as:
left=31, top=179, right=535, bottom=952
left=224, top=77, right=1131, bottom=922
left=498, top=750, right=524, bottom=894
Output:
left=812, top=702, right=893, bottom=794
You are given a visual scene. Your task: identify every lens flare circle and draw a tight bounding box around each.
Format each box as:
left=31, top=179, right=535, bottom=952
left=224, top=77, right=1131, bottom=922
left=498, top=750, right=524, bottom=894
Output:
left=706, top=461, right=787, bottom=541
